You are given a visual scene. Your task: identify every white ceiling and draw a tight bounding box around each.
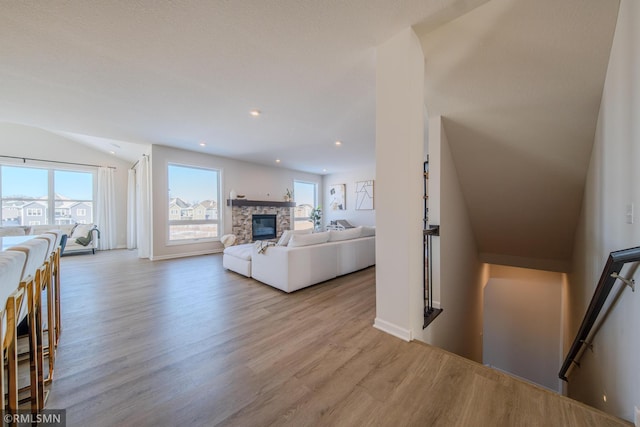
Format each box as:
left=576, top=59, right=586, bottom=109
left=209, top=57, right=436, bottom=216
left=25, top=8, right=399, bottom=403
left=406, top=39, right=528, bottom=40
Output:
left=417, top=0, right=619, bottom=268
left=0, top=0, right=486, bottom=173
left=1, top=0, right=620, bottom=269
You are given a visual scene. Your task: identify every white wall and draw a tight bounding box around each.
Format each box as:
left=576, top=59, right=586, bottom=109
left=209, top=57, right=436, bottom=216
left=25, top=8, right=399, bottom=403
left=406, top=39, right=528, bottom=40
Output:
left=150, top=144, right=322, bottom=259
left=418, top=117, right=484, bottom=362
left=0, top=123, right=131, bottom=248
left=322, top=165, right=376, bottom=228
left=483, top=265, right=564, bottom=392
left=567, top=0, right=640, bottom=421
left=374, top=28, right=425, bottom=341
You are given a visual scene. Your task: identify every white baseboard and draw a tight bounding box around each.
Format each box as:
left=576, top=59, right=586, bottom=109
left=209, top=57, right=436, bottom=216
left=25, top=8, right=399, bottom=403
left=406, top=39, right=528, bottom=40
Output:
left=373, top=318, right=412, bottom=342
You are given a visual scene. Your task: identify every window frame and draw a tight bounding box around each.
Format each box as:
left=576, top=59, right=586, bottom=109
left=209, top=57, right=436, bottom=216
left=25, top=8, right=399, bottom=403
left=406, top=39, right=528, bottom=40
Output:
left=0, top=163, right=96, bottom=227
left=166, top=162, right=222, bottom=245
left=293, top=180, right=318, bottom=230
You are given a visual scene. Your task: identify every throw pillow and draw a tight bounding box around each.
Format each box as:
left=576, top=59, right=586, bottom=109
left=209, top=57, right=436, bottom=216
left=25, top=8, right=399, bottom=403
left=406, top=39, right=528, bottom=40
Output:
left=75, top=235, right=92, bottom=246
left=288, top=231, right=330, bottom=248
left=328, top=226, right=362, bottom=242
left=276, top=228, right=312, bottom=246
left=221, top=234, right=237, bottom=248
left=71, top=224, right=93, bottom=239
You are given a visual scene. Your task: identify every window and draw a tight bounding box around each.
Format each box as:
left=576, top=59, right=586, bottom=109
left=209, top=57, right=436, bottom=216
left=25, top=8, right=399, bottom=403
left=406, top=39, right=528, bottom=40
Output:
left=55, top=170, right=93, bottom=225
left=293, top=180, right=317, bottom=230
left=167, top=164, right=221, bottom=242
left=1, top=165, right=95, bottom=227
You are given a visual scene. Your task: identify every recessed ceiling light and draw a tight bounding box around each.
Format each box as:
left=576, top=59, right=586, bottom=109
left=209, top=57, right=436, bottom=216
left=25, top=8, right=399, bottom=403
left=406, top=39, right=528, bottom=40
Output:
left=250, top=109, right=261, bottom=117
left=109, top=151, right=115, bottom=155
left=199, top=142, right=206, bottom=147
left=323, top=168, right=327, bottom=172
left=275, top=159, right=281, bottom=163
left=335, top=140, right=342, bottom=146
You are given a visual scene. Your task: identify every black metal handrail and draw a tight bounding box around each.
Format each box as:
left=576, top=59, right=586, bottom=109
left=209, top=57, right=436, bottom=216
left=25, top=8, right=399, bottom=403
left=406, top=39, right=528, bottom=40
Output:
left=559, top=246, right=640, bottom=381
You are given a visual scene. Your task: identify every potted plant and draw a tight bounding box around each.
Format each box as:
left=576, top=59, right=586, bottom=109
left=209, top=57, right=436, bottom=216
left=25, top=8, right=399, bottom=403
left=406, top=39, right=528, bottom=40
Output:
left=284, top=188, right=292, bottom=202
left=309, top=206, right=322, bottom=231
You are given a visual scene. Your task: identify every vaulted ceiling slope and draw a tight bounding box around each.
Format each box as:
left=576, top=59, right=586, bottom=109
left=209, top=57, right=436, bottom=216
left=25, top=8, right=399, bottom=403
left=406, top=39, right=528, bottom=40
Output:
left=417, top=0, right=620, bottom=271
left=0, top=0, right=486, bottom=173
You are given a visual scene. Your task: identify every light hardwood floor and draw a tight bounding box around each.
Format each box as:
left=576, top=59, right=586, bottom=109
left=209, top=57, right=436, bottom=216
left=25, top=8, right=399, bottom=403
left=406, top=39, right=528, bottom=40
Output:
left=46, top=250, right=630, bottom=427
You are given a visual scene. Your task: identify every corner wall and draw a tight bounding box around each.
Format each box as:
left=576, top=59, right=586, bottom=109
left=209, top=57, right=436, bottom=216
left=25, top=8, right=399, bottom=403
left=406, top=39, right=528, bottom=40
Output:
left=567, top=0, right=640, bottom=421
left=417, top=116, right=483, bottom=362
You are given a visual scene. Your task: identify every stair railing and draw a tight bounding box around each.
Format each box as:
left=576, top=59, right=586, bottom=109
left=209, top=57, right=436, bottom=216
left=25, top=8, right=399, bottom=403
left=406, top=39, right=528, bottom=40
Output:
left=423, top=225, right=442, bottom=328
left=559, top=246, right=639, bottom=381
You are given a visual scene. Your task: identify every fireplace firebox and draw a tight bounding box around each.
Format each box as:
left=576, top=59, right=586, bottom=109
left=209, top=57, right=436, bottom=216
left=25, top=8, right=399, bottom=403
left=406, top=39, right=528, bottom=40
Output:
left=252, top=214, right=277, bottom=241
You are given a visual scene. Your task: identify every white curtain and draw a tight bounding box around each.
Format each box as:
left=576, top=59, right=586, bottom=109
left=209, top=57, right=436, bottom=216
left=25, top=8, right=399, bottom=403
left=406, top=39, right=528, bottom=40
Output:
left=96, top=167, right=117, bottom=250
left=136, top=155, right=151, bottom=258
left=127, top=168, right=137, bottom=249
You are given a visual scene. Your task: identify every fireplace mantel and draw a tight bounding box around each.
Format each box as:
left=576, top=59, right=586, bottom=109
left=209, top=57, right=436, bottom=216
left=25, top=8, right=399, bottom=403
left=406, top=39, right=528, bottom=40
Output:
left=227, top=199, right=296, bottom=208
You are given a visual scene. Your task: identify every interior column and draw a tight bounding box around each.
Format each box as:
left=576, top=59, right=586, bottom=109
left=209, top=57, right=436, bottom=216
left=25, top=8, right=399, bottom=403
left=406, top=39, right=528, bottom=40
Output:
left=374, top=28, right=425, bottom=340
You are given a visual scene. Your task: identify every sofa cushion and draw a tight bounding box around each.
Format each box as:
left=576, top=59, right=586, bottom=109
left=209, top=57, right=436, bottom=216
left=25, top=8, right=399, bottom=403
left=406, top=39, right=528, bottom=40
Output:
left=360, top=226, right=376, bottom=237
left=329, top=227, right=362, bottom=242
left=223, top=243, right=253, bottom=261
left=277, top=228, right=312, bottom=246
left=288, top=231, right=330, bottom=248
left=0, top=227, right=26, bottom=237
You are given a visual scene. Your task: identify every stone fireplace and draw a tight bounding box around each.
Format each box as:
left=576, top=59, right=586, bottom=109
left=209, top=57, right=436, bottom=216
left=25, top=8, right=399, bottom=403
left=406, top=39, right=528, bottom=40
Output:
left=229, top=200, right=294, bottom=244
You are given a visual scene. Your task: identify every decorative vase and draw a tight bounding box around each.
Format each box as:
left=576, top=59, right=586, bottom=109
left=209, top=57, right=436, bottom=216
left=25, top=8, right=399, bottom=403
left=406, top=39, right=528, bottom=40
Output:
left=230, top=189, right=237, bottom=199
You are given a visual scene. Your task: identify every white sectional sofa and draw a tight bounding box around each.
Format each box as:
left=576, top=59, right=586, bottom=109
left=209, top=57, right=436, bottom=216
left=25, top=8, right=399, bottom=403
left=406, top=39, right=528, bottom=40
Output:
left=223, top=226, right=375, bottom=293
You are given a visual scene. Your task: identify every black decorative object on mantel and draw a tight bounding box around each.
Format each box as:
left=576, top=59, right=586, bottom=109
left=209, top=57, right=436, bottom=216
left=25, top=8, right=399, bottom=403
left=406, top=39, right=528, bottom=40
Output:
left=226, top=199, right=296, bottom=208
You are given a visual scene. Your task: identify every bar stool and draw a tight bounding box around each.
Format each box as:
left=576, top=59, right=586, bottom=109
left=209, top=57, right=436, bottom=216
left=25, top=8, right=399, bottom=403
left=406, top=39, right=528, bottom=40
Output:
left=8, top=238, right=49, bottom=411
left=34, top=233, right=58, bottom=385
left=0, top=251, right=26, bottom=414
left=42, top=230, right=63, bottom=347
left=0, top=251, right=26, bottom=314
left=2, top=286, right=26, bottom=415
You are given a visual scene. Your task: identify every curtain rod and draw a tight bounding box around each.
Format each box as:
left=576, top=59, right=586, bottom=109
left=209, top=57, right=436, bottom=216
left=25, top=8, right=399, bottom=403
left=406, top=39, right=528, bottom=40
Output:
left=130, top=153, right=148, bottom=170
left=0, top=155, right=116, bottom=170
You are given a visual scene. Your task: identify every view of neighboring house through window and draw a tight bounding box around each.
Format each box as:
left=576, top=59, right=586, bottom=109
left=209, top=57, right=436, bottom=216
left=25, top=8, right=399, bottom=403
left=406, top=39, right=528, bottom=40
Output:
left=168, top=164, right=221, bottom=241
left=54, top=170, right=94, bottom=224
left=1, top=165, right=94, bottom=226
left=293, top=180, right=317, bottom=230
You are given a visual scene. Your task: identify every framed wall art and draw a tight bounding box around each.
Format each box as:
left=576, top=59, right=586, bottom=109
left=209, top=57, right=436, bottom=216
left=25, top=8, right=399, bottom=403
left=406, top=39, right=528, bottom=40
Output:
left=355, top=180, right=374, bottom=210
left=329, top=184, right=346, bottom=210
